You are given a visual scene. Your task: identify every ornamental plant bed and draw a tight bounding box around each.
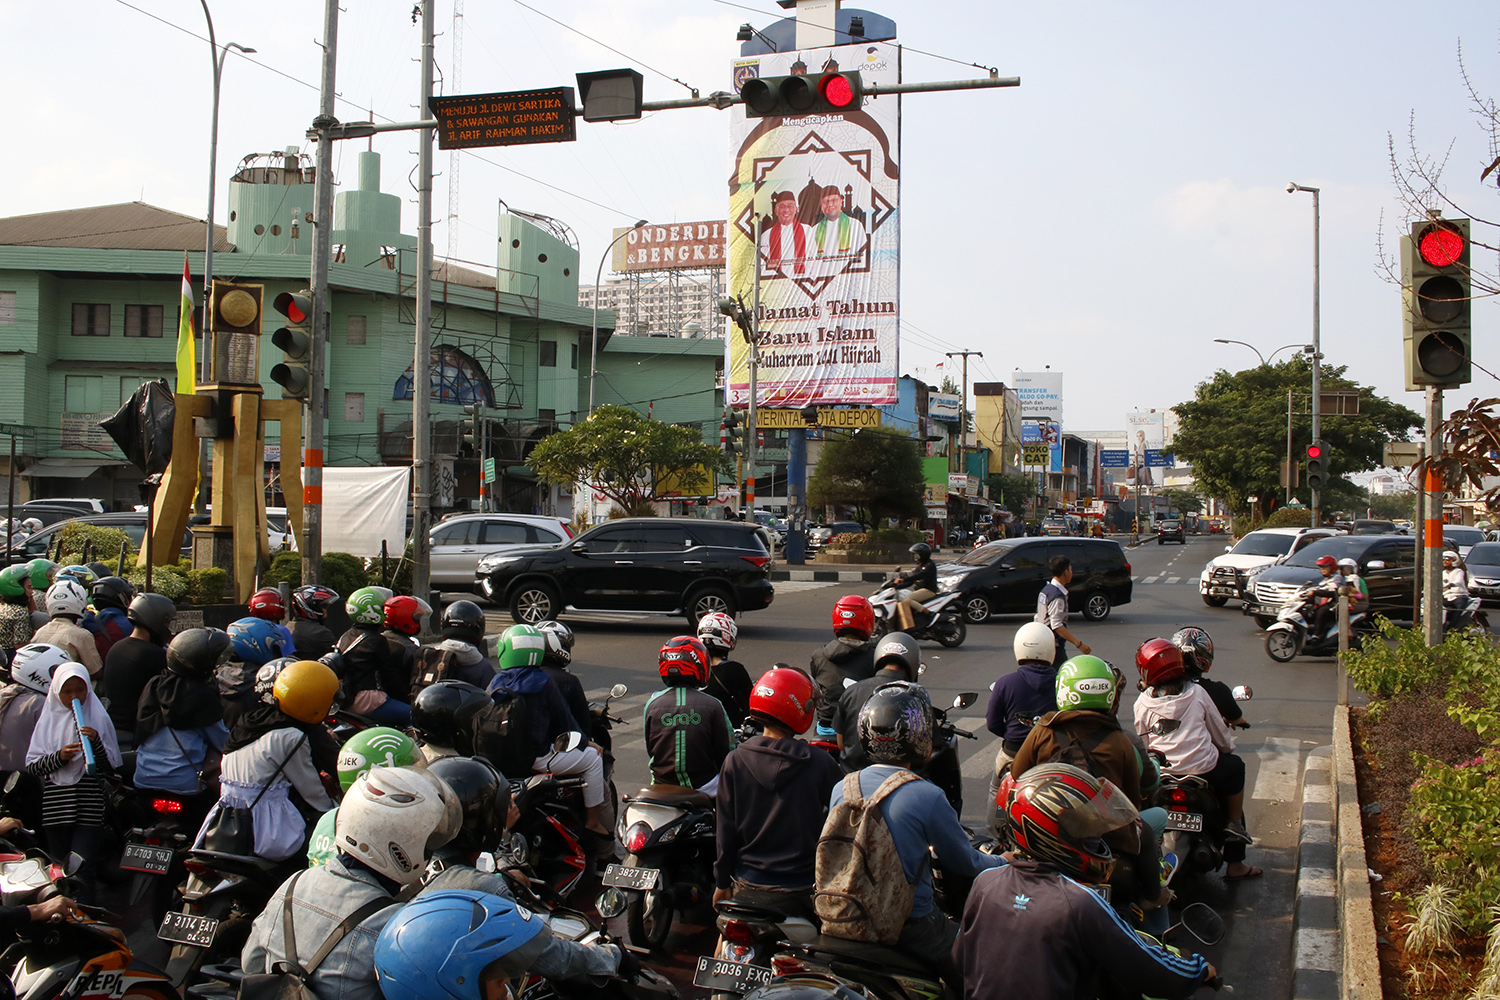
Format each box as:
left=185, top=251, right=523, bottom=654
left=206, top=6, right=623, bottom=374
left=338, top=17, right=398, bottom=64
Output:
left=1344, top=622, right=1500, bottom=998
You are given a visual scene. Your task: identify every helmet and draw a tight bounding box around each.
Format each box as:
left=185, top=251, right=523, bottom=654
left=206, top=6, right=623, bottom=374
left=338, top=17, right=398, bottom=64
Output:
left=1135, top=638, right=1185, bottom=688
left=44, top=579, right=89, bottom=620
left=857, top=681, right=933, bottom=766
left=257, top=657, right=297, bottom=704
left=374, top=890, right=545, bottom=1000
left=425, top=756, right=510, bottom=855
left=831, top=594, right=875, bottom=640
left=10, top=644, right=71, bottom=694
left=90, top=576, right=135, bottom=612
left=536, top=620, right=574, bottom=666
left=19, top=518, right=42, bottom=534
left=497, top=624, right=546, bottom=669
left=307, top=808, right=338, bottom=868
left=346, top=586, right=394, bottom=626
left=337, top=727, right=419, bottom=793
left=1338, top=558, right=1358, bottom=573
left=1106, top=661, right=1128, bottom=716
left=228, top=617, right=294, bottom=665
left=1005, top=763, right=1139, bottom=883
left=410, top=680, right=490, bottom=751
left=25, top=560, right=56, bottom=589
left=166, top=628, right=233, bottom=680
left=54, top=565, right=97, bottom=588
left=440, top=600, right=486, bottom=636
left=1055, top=655, right=1117, bottom=712
left=292, top=584, right=340, bottom=621
left=908, top=542, right=932, bottom=560
left=384, top=595, right=433, bottom=637
left=1170, top=627, right=1215, bottom=674
left=1315, top=556, right=1337, bottom=570
left=272, top=660, right=341, bottom=724
left=748, top=666, right=817, bottom=735
left=1013, top=621, right=1056, bottom=663
left=0, top=565, right=31, bottom=599
left=127, top=592, right=178, bottom=643
left=247, top=588, right=286, bottom=621
left=86, top=562, right=112, bottom=581
left=659, top=635, right=710, bottom=687
left=334, top=767, right=459, bottom=886
left=696, top=611, right=739, bottom=655
left=872, top=632, right=920, bottom=677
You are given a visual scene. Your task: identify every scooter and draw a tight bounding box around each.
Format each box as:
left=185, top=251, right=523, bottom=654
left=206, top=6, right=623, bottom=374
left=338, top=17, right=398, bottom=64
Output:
left=702, top=899, right=819, bottom=1000
left=1263, top=586, right=1373, bottom=662
left=868, top=581, right=967, bottom=648
left=598, top=784, right=717, bottom=950
left=1444, top=595, right=1490, bottom=636
left=159, top=849, right=295, bottom=989
left=121, top=790, right=215, bottom=928
left=1144, top=751, right=1233, bottom=880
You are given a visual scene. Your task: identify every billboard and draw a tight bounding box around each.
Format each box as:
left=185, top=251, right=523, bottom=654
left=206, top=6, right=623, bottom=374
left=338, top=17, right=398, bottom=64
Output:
left=725, top=41, right=902, bottom=407
left=928, top=392, right=962, bottom=422
left=1012, top=371, right=1064, bottom=425
left=1020, top=418, right=1062, bottom=473
left=612, top=221, right=727, bottom=272
left=1126, top=411, right=1164, bottom=486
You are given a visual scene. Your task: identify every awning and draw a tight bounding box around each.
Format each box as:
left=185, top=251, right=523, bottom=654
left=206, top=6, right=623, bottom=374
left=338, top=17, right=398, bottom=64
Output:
left=21, top=458, right=131, bottom=479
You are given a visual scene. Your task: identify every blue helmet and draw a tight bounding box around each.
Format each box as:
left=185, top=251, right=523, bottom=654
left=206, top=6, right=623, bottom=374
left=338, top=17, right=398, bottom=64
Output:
left=374, top=890, right=546, bottom=1000
left=227, top=617, right=296, bottom=666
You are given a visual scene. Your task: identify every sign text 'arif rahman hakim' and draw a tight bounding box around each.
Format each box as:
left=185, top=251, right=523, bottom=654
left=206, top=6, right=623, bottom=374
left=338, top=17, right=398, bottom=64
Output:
left=429, top=88, right=577, bottom=149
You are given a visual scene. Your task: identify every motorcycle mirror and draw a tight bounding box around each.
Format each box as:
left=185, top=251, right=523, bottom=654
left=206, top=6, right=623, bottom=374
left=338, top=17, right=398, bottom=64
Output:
left=918, top=663, right=927, bottom=676
left=475, top=852, right=497, bottom=873
left=842, top=677, right=857, bottom=688
left=1231, top=685, right=1253, bottom=701
left=499, top=831, right=528, bottom=869
left=1173, top=901, right=1226, bottom=946
left=554, top=731, right=584, bottom=754
left=64, top=853, right=84, bottom=877
left=596, top=886, right=629, bottom=919
left=609, top=683, right=628, bottom=699
left=3, top=771, right=17, bottom=794
left=549, top=915, right=592, bottom=941
left=952, top=692, right=977, bottom=710
left=989, top=681, right=996, bottom=691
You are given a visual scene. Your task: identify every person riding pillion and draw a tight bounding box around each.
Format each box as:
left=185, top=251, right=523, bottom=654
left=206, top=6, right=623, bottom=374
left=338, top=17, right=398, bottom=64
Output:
left=644, top=636, right=734, bottom=791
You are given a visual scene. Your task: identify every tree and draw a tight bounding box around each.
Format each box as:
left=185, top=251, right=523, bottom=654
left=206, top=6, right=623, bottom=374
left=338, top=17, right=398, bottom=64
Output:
left=986, top=473, right=1038, bottom=513
left=1157, top=489, right=1203, bottom=515
left=527, top=404, right=728, bottom=516
left=1170, top=358, right=1421, bottom=519
left=1369, top=488, right=1418, bottom=521
left=808, top=427, right=924, bottom=527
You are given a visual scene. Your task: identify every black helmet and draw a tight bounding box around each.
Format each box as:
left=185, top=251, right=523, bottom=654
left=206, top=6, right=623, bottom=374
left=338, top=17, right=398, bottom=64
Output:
left=537, top=620, right=574, bottom=666
left=1170, top=627, right=1214, bottom=677
left=908, top=542, right=932, bottom=561
left=318, top=649, right=345, bottom=678
left=857, top=681, right=933, bottom=766
left=166, top=628, right=233, bottom=679
left=425, top=755, right=510, bottom=856
left=872, top=632, right=920, bottom=677
left=291, top=584, right=340, bottom=621
left=410, top=680, right=490, bottom=752
left=91, top=576, right=136, bottom=613
left=127, top=592, right=178, bottom=644
left=441, top=600, right=486, bottom=640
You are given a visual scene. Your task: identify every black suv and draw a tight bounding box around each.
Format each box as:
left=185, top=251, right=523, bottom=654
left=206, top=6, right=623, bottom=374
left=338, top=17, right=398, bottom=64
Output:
left=936, top=537, right=1133, bottom=623
left=476, top=517, right=774, bottom=625
left=1243, top=534, right=1433, bottom=626
left=1157, top=520, right=1185, bottom=544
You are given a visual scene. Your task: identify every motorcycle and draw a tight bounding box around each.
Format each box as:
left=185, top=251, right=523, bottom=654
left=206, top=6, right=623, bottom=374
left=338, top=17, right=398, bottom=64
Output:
left=1263, top=586, right=1374, bottom=662
left=867, top=580, right=966, bottom=648
left=597, top=784, right=717, bottom=950
left=0, top=851, right=181, bottom=1000
left=159, top=849, right=295, bottom=989
left=120, top=790, right=216, bottom=928
left=1444, top=595, right=1490, bottom=636
left=922, top=693, right=977, bottom=815
left=703, top=899, right=819, bottom=1000
left=590, top=684, right=629, bottom=830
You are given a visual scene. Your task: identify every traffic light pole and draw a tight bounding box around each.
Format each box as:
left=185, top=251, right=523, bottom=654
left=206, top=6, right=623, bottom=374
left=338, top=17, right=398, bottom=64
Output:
left=1422, top=387, right=1444, bottom=646
left=745, top=216, right=761, bottom=515
left=411, top=0, right=436, bottom=606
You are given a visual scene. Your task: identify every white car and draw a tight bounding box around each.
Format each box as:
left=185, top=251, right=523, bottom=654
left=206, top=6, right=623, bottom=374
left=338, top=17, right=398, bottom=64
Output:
left=430, top=513, right=574, bottom=589
left=1198, top=526, right=1343, bottom=607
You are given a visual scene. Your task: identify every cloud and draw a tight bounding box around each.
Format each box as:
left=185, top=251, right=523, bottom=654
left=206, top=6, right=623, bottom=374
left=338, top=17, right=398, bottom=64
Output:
left=1155, top=178, right=1305, bottom=266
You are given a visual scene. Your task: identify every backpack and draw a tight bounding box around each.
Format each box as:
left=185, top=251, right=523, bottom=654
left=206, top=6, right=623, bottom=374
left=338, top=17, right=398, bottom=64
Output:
left=467, top=687, right=541, bottom=777
left=814, top=769, right=922, bottom=945
left=1043, top=724, right=1110, bottom=780
left=237, top=872, right=392, bottom=1000
left=410, top=645, right=461, bottom=696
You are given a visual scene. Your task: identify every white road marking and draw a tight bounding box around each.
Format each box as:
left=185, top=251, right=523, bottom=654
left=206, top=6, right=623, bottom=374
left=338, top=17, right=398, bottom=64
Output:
left=1165, top=576, right=1181, bottom=584
left=775, top=581, right=842, bottom=594
left=1251, top=736, right=1302, bottom=803
left=962, top=741, right=1001, bottom=779
left=1144, top=576, right=1161, bottom=583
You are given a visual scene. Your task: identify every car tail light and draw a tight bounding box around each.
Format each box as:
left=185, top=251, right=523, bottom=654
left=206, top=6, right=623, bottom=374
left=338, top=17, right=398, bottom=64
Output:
left=1125, top=562, right=1132, bottom=575
left=772, top=957, right=811, bottom=976
left=741, top=554, right=771, bottom=569
left=1169, top=787, right=1191, bottom=806
left=153, top=798, right=184, bottom=814
left=720, top=919, right=757, bottom=946
left=560, top=523, right=575, bottom=539
left=624, top=822, right=652, bottom=854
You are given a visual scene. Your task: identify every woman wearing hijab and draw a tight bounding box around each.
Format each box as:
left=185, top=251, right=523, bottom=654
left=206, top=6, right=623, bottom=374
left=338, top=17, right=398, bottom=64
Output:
left=25, top=663, right=121, bottom=902
left=134, top=630, right=233, bottom=812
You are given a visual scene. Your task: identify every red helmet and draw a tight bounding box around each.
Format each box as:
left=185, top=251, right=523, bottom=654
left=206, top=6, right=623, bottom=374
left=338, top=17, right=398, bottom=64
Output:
left=1005, top=764, right=1137, bottom=883
left=383, top=595, right=433, bottom=637
left=831, top=595, right=875, bottom=640
left=248, top=588, right=286, bottom=621
left=659, top=636, right=710, bottom=687
left=748, top=666, right=817, bottom=735
left=1135, top=638, right=1185, bottom=687
left=1315, top=556, right=1337, bottom=569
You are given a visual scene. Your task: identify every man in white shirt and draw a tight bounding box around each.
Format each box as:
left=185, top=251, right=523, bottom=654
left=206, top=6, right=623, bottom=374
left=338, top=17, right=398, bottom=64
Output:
left=811, top=185, right=867, bottom=270
left=1034, top=556, right=1091, bottom=667
left=761, top=190, right=813, bottom=276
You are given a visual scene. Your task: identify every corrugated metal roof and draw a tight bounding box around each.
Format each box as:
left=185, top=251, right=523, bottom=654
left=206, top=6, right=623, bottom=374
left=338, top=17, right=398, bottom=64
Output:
left=0, top=202, right=233, bottom=252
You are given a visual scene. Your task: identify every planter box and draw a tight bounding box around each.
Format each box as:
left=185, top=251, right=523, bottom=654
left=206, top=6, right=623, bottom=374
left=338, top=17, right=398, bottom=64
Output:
left=817, top=545, right=907, bottom=564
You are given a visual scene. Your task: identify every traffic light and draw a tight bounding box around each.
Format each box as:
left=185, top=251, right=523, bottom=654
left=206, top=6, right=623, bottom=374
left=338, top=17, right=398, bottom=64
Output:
left=723, top=408, right=742, bottom=455
left=1402, top=217, right=1471, bottom=389
left=269, top=290, right=314, bottom=400
left=741, top=71, right=864, bottom=119
left=1306, top=441, right=1327, bottom=491
left=461, top=404, right=481, bottom=457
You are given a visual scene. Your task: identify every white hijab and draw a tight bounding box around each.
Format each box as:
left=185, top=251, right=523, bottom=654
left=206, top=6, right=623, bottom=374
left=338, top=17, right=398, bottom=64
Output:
left=25, top=663, right=121, bottom=785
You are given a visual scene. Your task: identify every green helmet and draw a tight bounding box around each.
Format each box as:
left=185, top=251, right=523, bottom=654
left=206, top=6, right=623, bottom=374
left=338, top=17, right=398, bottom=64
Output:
left=307, top=807, right=339, bottom=867
left=346, top=586, right=394, bottom=626
left=336, top=726, right=419, bottom=792
left=498, top=623, right=546, bottom=669
left=1055, top=655, right=1118, bottom=712
left=0, top=564, right=31, bottom=598
left=26, top=559, right=56, bottom=589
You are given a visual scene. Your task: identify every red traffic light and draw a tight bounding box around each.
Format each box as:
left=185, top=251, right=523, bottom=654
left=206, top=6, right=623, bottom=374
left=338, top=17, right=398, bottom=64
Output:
left=1418, top=225, right=1465, bottom=268
left=273, top=291, right=309, bottom=324
left=1306, top=443, right=1323, bottom=459
left=820, top=73, right=855, bottom=108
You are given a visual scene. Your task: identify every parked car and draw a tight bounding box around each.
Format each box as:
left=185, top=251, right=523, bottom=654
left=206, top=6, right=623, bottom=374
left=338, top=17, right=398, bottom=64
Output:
left=1444, top=525, right=1486, bottom=559
left=1465, top=542, right=1500, bottom=608
left=1157, top=520, right=1185, bottom=545
left=11, top=511, right=193, bottom=563
left=21, top=497, right=106, bottom=515
left=476, top=517, right=774, bottom=625
left=1350, top=519, right=1397, bottom=536
left=429, top=513, right=574, bottom=589
left=936, top=537, right=1132, bottom=624
left=1198, top=526, right=1342, bottom=608
left=809, top=520, right=865, bottom=549
left=13, top=501, right=110, bottom=530
left=1243, top=534, right=1432, bottom=626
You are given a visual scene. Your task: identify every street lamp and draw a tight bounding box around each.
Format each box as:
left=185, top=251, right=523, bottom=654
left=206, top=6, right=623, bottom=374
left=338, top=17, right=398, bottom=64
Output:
left=1287, top=181, right=1321, bottom=526
left=588, top=220, right=648, bottom=414
left=1212, top=339, right=1308, bottom=367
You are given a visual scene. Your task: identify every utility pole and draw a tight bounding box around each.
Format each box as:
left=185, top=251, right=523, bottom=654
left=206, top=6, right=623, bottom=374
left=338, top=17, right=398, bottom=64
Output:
left=945, top=350, right=981, bottom=476
left=745, top=216, right=761, bottom=513
left=1422, top=388, right=1444, bottom=645
left=302, top=0, right=338, bottom=586
left=411, top=0, right=437, bottom=605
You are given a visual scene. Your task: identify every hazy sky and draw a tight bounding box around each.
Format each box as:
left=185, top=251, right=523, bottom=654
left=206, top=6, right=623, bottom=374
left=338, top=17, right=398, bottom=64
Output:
left=4, top=0, right=1498, bottom=436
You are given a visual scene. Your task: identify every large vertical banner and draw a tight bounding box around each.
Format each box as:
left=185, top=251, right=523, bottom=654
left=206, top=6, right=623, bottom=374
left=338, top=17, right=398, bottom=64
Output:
left=726, top=43, right=901, bottom=406
left=1126, top=411, right=1165, bottom=486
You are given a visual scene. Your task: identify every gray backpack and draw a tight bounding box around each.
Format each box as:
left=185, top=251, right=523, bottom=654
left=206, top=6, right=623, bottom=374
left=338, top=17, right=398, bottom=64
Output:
left=814, top=769, right=922, bottom=945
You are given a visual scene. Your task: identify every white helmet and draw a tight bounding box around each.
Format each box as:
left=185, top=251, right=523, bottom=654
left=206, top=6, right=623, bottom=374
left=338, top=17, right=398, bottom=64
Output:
left=19, top=518, right=41, bottom=534
left=1014, top=621, right=1056, bottom=663
left=1337, top=558, right=1357, bottom=572
left=334, top=766, right=460, bottom=886
left=10, top=643, right=72, bottom=694
left=697, top=611, right=738, bottom=654
left=45, top=579, right=90, bottom=620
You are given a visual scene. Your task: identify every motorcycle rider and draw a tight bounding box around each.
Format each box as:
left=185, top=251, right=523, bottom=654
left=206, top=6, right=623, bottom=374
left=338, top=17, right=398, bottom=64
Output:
left=713, top=665, right=842, bottom=919
left=308, top=727, right=423, bottom=867
left=985, top=621, right=1062, bottom=804
left=1134, top=638, right=1260, bottom=880
left=698, top=611, right=753, bottom=726
left=1036, top=555, right=1091, bottom=666
left=809, top=595, right=879, bottom=738
left=0, top=565, right=37, bottom=650
left=409, top=680, right=491, bottom=762
left=334, top=586, right=410, bottom=726
left=1339, top=557, right=1369, bottom=614
left=832, top=632, right=919, bottom=769
left=955, top=764, right=1215, bottom=1000
left=133, top=628, right=232, bottom=800
left=289, top=584, right=341, bottom=660
left=32, top=580, right=103, bottom=678
left=1443, top=551, right=1474, bottom=629
left=248, top=587, right=289, bottom=625
left=891, top=542, right=938, bottom=631
left=644, top=635, right=734, bottom=791
left=1171, top=627, right=1246, bottom=729
left=1307, top=555, right=1345, bottom=641
left=219, top=617, right=297, bottom=726
left=382, top=593, right=431, bottom=681
left=85, top=577, right=135, bottom=661
left=536, top=620, right=591, bottom=732
left=426, top=600, right=496, bottom=690
left=100, top=591, right=176, bottom=740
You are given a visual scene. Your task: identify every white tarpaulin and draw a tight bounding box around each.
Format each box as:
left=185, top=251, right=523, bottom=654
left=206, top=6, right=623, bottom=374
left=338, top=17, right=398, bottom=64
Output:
left=321, top=466, right=410, bottom=557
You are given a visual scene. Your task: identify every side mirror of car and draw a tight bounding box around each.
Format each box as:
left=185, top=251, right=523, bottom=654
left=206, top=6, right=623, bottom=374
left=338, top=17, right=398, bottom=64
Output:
left=571, top=541, right=587, bottom=553
left=1224, top=545, right=1232, bottom=552
left=1366, top=560, right=1385, bottom=570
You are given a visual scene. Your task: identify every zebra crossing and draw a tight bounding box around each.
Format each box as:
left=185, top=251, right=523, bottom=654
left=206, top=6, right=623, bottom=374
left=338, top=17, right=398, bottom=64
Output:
left=1132, top=575, right=1196, bottom=585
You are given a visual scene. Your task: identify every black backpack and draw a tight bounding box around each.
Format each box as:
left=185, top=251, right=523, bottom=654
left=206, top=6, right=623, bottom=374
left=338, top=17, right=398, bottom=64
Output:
left=410, top=645, right=461, bottom=697
left=467, top=687, right=541, bottom=777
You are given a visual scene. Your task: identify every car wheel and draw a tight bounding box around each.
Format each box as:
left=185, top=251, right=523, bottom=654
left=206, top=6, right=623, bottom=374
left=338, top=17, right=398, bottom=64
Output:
left=509, top=582, right=559, bottom=625
left=1202, top=594, right=1229, bottom=607
left=1082, top=593, right=1111, bottom=621
left=686, top=586, right=736, bottom=626
left=1157, top=539, right=1163, bottom=545
left=963, top=594, right=992, bottom=624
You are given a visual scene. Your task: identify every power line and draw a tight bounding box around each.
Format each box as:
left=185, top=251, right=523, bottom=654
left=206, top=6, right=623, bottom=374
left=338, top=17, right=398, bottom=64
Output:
left=508, top=0, right=699, bottom=96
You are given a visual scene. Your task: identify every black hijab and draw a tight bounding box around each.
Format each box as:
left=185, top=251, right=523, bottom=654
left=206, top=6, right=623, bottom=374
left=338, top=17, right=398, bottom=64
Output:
left=222, top=702, right=320, bottom=755
left=135, top=670, right=223, bottom=744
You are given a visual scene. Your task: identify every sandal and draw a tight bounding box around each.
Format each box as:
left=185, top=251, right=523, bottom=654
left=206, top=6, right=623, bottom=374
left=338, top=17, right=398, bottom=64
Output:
left=1225, top=865, right=1263, bottom=881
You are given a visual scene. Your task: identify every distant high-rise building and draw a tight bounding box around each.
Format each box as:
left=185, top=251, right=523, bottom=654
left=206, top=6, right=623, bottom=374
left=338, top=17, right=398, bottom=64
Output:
left=579, top=271, right=724, bottom=339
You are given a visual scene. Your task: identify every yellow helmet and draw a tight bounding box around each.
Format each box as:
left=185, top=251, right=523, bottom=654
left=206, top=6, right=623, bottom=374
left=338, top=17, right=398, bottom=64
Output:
left=273, top=660, right=341, bottom=724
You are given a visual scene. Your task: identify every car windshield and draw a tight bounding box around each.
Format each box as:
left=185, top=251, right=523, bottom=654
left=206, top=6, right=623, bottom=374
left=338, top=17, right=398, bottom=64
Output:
left=1161, top=521, right=1180, bottom=528
left=1230, top=533, right=1296, bottom=558
left=951, top=541, right=1013, bottom=567
left=1445, top=527, right=1484, bottom=546
left=1467, top=542, right=1500, bottom=567
left=1284, top=536, right=1396, bottom=568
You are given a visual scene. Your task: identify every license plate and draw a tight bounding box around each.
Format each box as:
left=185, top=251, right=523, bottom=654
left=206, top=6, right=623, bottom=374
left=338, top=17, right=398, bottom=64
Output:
left=1209, top=587, right=1237, bottom=596
left=121, top=843, right=174, bottom=874
left=1165, top=811, right=1204, bottom=833
left=601, top=864, right=660, bottom=890
left=693, top=957, right=773, bottom=993
left=158, top=911, right=220, bottom=947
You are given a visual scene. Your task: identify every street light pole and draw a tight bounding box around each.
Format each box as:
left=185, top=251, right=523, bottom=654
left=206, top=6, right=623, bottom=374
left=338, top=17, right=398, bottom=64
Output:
left=589, top=220, right=648, bottom=414
left=1288, top=182, right=1321, bottom=526
left=1212, top=339, right=1307, bottom=367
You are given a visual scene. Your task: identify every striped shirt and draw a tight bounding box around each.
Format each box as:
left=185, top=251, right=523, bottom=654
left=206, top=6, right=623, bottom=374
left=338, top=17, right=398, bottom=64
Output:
left=27, top=737, right=111, bottom=826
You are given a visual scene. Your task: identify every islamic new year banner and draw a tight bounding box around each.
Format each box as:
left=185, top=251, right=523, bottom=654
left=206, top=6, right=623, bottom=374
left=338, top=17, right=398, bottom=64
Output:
left=726, top=42, right=901, bottom=407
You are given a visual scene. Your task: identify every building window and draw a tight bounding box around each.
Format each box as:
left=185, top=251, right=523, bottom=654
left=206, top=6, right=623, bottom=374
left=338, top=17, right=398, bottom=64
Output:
left=120, top=376, right=148, bottom=400
left=71, top=303, right=110, bottom=337
left=124, top=304, right=164, bottom=338
left=345, top=392, right=365, bottom=423
left=539, top=341, right=557, bottom=367
left=347, top=315, right=367, bottom=345
left=64, top=375, right=104, bottom=413
left=570, top=342, right=579, bottom=370
left=0, top=292, right=15, bottom=325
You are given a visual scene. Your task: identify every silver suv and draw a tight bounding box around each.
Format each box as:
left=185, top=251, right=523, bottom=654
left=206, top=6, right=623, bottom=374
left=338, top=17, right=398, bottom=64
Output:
left=1198, top=526, right=1342, bottom=607
left=430, top=513, right=574, bottom=589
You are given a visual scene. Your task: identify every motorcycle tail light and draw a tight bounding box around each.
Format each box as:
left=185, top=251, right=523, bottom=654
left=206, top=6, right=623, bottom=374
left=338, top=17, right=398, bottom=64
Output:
left=772, top=957, right=811, bottom=976
left=624, top=822, right=652, bottom=853
left=721, top=919, right=757, bottom=946
left=1169, top=788, right=1190, bottom=806
left=184, top=859, right=215, bottom=876
left=153, top=798, right=184, bottom=814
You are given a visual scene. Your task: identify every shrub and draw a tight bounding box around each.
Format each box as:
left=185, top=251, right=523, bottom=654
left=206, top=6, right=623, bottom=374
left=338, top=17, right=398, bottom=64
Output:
left=261, top=552, right=302, bottom=588
left=124, top=565, right=188, bottom=602
left=868, top=527, right=926, bottom=544
left=1344, top=622, right=1500, bottom=738
left=55, top=524, right=135, bottom=568
left=184, top=567, right=229, bottom=605
left=1407, top=747, right=1500, bottom=933
left=261, top=551, right=369, bottom=599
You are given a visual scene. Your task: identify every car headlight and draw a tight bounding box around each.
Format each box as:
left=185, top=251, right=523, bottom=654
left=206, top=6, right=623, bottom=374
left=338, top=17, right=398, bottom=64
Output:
left=476, top=555, right=520, bottom=573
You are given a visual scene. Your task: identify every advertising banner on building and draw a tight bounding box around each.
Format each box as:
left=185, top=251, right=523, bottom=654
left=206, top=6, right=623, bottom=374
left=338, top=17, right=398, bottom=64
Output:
left=1126, top=411, right=1164, bottom=486
left=726, top=42, right=901, bottom=407
left=1012, top=371, right=1064, bottom=425
left=612, top=221, right=727, bottom=272
left=928, top=392, right=962, bottom=422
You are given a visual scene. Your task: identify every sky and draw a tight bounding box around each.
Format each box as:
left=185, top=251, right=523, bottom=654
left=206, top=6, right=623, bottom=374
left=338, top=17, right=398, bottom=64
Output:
left=3, top=0, right=1499, bottom=444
